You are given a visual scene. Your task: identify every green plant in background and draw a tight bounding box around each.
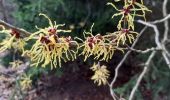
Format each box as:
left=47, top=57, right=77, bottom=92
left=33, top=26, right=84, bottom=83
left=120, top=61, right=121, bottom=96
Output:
left=12, top=0, right=117, bottom=37
left=3, top=0, right=170, bottom=100
left=0, top=0, right=150, bottom=88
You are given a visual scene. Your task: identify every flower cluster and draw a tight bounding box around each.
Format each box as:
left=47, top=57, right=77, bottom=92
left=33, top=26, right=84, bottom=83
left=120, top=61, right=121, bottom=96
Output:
left=10, top=60, right=23, bottom=69
left=0, top=0, right=151, bottom=87
left=24, top=14, right=78, bottom=69
left=20, top=74, right=32, bottom=90
left=90, top=62, right=110, bottom=86
left=114, top=29, right=138, bottom=46
left=0, top=27, right=26, bottom=53
left=78, top=24, right=117, bottom=62
left=89, top=0, right=151, bottom=86
left=107, top=0, right=151, bottom=46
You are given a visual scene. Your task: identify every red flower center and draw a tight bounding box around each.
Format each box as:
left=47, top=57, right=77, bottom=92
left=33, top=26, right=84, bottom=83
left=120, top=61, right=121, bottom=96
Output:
left=123, top=5, right=132, bottom=15
left=122, top=29, right=129, bottom=33
left=40, top=36, right=51, bottom=44
left=11, top=29, right=20, bottom=38
left=87, top=35, right=103, bottom=49
left=48, top=28, right=57, bottom=35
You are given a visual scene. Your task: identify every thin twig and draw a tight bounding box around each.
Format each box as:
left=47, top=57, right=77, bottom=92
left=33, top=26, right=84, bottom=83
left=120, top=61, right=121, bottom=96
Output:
left=151, top=14, right=170, bottom=24
left=129, top=51, right=157, bottom=100
left=109, top=26, right=147, bottom=100
left=138, top=20, right=170, bottom=69
left=127, top=46, right=161, bottom=54
left=129, top=1, right=170, bottom=99
left=0, top=19, right=31, bottom=36
left=162, top=0, right=169, bottom=42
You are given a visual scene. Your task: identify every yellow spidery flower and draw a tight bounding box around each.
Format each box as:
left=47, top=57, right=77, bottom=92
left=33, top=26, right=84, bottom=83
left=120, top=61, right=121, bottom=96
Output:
left=24, top=14, right=78, bottom=69
left=113, top=29, right=138, bottom=46
left=0, top=28, right=26, bottom=53
left=128, top=0, right=151, bottom=21
left=107, top=0, right=151, bottom=30
left=0, top=25, right=4, bottom=28
left=20, top=74, right=32, bottom=90
left=27, top=13, right=71, bottom=40
left=98, top=44, right=116, bottom=61
left=91, top=62, right=110, bottom=86
left=0, top=35, right=15, bottom=52
left=13, top=38, right=26, bottom=52
left=27, top=35, right=52, bottom=68
left=77, top=24, right=116, bottom=62
left=10, top=60, right=23, bottom=69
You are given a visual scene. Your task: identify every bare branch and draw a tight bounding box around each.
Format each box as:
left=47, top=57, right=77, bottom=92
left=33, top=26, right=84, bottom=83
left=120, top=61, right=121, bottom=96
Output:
left=138, top=20, right=161, bottom=46
left=109, top=26, right=148, bottom=100
left=137, top=20, right=170, bottom=69
left=129, top=51, right=157, bottom=100
left=129, top=1, right=170, bottom=99
left=152, top=14, right=170, bottom=24
left=127, top=47, right=161, bottom=54
left=162, top=0, right=169, bottom=42
left=0, top=19, right=31, bottom=37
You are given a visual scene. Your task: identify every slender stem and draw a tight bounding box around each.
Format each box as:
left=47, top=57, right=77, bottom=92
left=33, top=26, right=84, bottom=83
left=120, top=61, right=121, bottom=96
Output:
left=129, top=51, right=157, bottom=100
left=0, top=19, right=31, bottom=37
left=109, top=26, right=147, bottom=100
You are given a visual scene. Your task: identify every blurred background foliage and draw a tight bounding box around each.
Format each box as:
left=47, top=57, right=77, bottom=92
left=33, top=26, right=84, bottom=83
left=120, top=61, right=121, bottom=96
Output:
left=12, top=0, right=119, bottom=38
left=0, top=0, right=170, bottom=99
